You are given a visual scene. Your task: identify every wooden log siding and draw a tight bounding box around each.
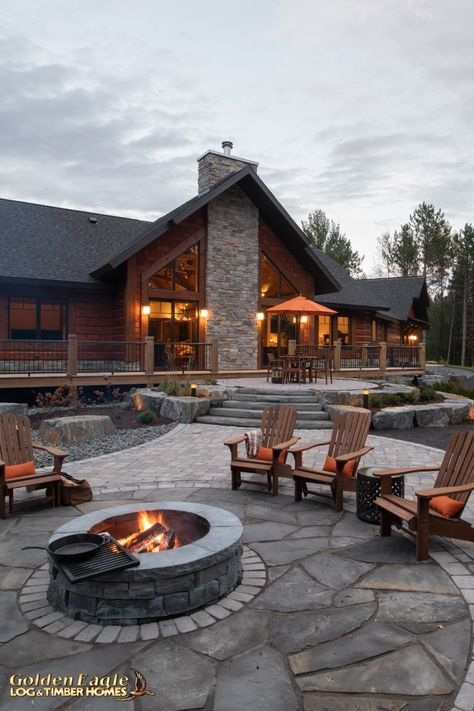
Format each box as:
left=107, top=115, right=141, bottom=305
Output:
left=351, top=314, right=371, bottom=344
left=387, top=322, right=402, bottom=343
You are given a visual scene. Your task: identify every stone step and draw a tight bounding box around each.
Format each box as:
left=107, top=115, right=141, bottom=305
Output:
left=196, top=415, right=333, bottom=429
left=231, top=393, right=318, bottom=404
left=232, top=387, right=316, bottom=397
left=209, top=407, right=329, bottom=421
left=221, top=400, right=323, bottom=412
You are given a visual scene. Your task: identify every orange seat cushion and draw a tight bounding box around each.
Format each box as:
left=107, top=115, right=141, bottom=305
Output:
left=4, top=460, right=36, bottom=480
left=429, top=495, right=464, bottom=518
left=256, top=446, right=288, bottom=464
left=323, top=455, right=357, bottom=478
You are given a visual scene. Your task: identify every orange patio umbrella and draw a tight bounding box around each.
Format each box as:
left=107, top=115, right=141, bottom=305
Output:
left=265, top=295, right=337, bottom=345
left=265, top=295, right=337, bottom=317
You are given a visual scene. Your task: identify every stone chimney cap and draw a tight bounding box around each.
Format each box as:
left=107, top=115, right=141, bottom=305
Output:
left=197, top=148, right=258, bottom=167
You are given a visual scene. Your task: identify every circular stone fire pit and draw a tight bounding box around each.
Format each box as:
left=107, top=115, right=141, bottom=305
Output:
left=47, top=502, right=243, bottom=625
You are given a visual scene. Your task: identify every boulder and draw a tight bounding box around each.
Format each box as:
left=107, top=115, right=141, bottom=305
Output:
left=318, top=391, right=361, bottom=407
left=438, top=402, right=471, bottom=424
left=132, top=388, right=166, bottom=414
left=0, top=403, right=28, bottom=416
left=39, top=415, right=115, bottom=446
left=413, top=405, right=448, bottom=428
left=325, top=405, right=371, bottom=422
left=371, top=407, right=415, bottom=431
left=160, top=396, right=211, bottom=423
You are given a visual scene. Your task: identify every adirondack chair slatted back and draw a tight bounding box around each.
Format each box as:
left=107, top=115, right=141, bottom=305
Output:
left=261, top=406, right=297, bottom=448
left=434, top=430, right=474, bottom=513
left=0, top=415, right=34, bottom=466
left=327, top=410, right=371, bottom=470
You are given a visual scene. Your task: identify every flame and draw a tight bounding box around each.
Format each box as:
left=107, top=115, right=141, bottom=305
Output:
left=469, top=406, right=474, bottom=421
left=117, top=510, right=179, bottom=553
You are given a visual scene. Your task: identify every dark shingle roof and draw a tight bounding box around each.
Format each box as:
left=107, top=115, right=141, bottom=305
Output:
left=0, top=198, right=151, bottom=285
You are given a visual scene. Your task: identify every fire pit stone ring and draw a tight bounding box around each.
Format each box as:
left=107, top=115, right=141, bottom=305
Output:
left=45, top=502, right=246, bottom=625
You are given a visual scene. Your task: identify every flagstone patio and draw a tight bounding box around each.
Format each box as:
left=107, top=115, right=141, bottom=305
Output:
left=0, top=424, right=473, bottom=710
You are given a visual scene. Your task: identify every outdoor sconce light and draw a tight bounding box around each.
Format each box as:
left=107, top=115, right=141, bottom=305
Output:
left=191, top=384, right=197, bottom=397
left=408, top=334, right=417, bottom=343
left=199, top=309, right=209, bottom=319
left=362, top=388, right=369, bottom=409
left=142, top=305, right=151, bottom=316
left=256, top=312, right=265, bottom=321
left=300, top=315, right=308, bottom=324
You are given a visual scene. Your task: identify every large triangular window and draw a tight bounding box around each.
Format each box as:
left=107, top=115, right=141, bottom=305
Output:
left=260, top=254, right=298, bottom=299
left=148, top=244, right=199, bottom=292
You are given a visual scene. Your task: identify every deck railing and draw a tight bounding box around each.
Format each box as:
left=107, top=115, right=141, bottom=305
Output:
left=0, top=337, right=216, bottom=376
left=387, top=345, right=420, bottom=368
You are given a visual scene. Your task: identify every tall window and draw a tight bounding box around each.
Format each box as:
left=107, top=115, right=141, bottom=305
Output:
left=318, top=316, right=332, bottom=345
left=260, top=254, right=297, bottom=299
left=149, top=245, right=199, bottom=292
left=9, top=297, right=67, bottom=340
left=371, top=319, right=377, bottom=342
left=336, top=316, right=350, bottom=344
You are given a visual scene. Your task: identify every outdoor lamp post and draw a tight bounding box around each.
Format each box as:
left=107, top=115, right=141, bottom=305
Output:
left=362, top=388, right=369, bottom=409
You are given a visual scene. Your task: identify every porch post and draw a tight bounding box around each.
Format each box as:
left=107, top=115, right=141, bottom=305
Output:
left=67, top=334, right=78, bottom=377
left=210, top=339, right=219, bottom=373
left=144, top=336, right=155, bottom=375
left=361, top=344, right=368, bottom=367
left=380, top=342, right=387, bottom=374
left=334, top=340, right=341, bottom=371
left=418, top=342, right=426, bottom=370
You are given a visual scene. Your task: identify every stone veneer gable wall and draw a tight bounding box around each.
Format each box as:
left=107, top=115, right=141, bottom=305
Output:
left=206, top=185, right=259, bottom=370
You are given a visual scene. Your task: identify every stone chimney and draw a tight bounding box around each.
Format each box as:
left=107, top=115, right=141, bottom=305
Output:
left=197, top=141, right=258, bottom=194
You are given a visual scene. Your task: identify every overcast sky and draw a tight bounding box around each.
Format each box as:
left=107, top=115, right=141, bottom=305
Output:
left=1, top=0, right=473, bottom=273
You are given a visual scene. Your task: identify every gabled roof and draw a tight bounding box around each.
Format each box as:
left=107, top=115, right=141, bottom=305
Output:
left=0, top=198, right=150, bottom=286
left=317, top=268, right=429, bottom=323
left=91, top=167, right=340, bottom=293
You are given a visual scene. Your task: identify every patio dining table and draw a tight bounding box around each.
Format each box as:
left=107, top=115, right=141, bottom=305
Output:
left=281, top=353, right=333, bottom=384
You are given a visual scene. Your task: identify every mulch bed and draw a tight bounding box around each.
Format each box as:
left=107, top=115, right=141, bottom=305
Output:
left=29, top=405, right=173, bottom=431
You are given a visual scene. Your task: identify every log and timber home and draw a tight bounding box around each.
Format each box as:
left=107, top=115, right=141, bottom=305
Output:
left=0, top=142, right=429, bottom=382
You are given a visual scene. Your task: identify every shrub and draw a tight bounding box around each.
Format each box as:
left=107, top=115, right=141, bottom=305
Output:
left=435, top=380, right=474, bottom=399
left=369, top=395, right=381, bottom=408
left=402, top=392, right=417, bottom=404
left=387, top=394, right=402, bottom=406
left=137, top=410, right=155, bottom=424
left=419, top=385, right=437, bottom=402
left=158, top=379, right=181, bottom=396
left=35, top=384, right=82, bottom=408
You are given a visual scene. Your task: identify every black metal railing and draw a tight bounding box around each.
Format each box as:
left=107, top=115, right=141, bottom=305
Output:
left=340, top=345, right=364, bottom=368
left=153, top=342, right=212, bottom=372
left=387, top=346, right=419, bottom=368
left=0, top=340, right=68, bottom=374
left=77, top=341, right=145, bottom=373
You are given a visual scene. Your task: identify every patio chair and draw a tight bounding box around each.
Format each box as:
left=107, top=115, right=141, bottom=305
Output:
left=375, top=430, right=474, bottom=561
left=266, top=353, right=283, bottom=383
left=292, top=409, right=373, bottom=512
left=224, top=405, right=299, bottom=496
left=0, top=414, right=68, bottom=518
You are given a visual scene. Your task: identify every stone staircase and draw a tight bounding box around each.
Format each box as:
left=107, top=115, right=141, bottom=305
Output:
left=196, top=387, right=332, bottom=429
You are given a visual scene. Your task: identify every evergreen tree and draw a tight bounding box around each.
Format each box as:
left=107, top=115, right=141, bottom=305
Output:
left=302, top=209, right=363, bottom=277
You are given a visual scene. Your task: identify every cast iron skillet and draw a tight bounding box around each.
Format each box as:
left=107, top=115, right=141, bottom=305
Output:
left=23, top=533, right=106, bottom=561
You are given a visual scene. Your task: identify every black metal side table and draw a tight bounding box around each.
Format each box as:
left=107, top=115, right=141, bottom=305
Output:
left=356, top=467, right=405, bottom=524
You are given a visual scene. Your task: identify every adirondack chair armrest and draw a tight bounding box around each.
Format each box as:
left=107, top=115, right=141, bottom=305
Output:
left=416, top=483, right=474, bottom=499
left=373, top=466, right=440, bottom=479
left=290, top=439, right=332, bottom=454
left=32, top=444, right=68, bottom=473
left=334, top=446, right=373, bottom=463
left=223, top=435, right=246, bottom=447
left=272, top=436, right=301, bottom=454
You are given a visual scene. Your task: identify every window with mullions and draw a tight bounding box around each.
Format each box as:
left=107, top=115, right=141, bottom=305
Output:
left=9, top=297, right=67, bottom=340
left=337, top=316, right=350, bottom=345
left=148, top=245, right=199, bottom=292
left=260, top=254, right=297, bottom=298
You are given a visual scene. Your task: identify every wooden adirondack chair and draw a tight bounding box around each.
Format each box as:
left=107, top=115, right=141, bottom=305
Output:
left=0, top=414, right=68, bottom=518
left=375, top=430, right=474, bottom=561
left=292, top=409, right=373, bottom=512
left=224, top=405, right=299, bottom=496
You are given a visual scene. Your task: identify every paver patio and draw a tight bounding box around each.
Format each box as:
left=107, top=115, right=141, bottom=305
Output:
left=1, top=422, right=473, bottom=710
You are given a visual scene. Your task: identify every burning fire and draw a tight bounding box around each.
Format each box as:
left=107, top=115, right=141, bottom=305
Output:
left=117, top=510, right=178, bottom=553
left=469, top=406, right=474, bottom=421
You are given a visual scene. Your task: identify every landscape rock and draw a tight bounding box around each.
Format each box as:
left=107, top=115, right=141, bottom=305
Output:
left=325, top=404, right=370, bottom=422
left=160, top=396, right=211, bottom=423
left=0, top=402, right=28, bottom=416
left=39, top=415, right=115, bottom=446
left=414, top=405, right=448, bottom=427
left=372, top=406, right=415, bottom=430
left=438, top=401, right=470, bottom=424
left=131, top=388, right=166, bottom=414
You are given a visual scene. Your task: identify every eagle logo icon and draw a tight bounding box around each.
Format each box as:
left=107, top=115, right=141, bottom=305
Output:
left=118, top=669, right=155, bottom=701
